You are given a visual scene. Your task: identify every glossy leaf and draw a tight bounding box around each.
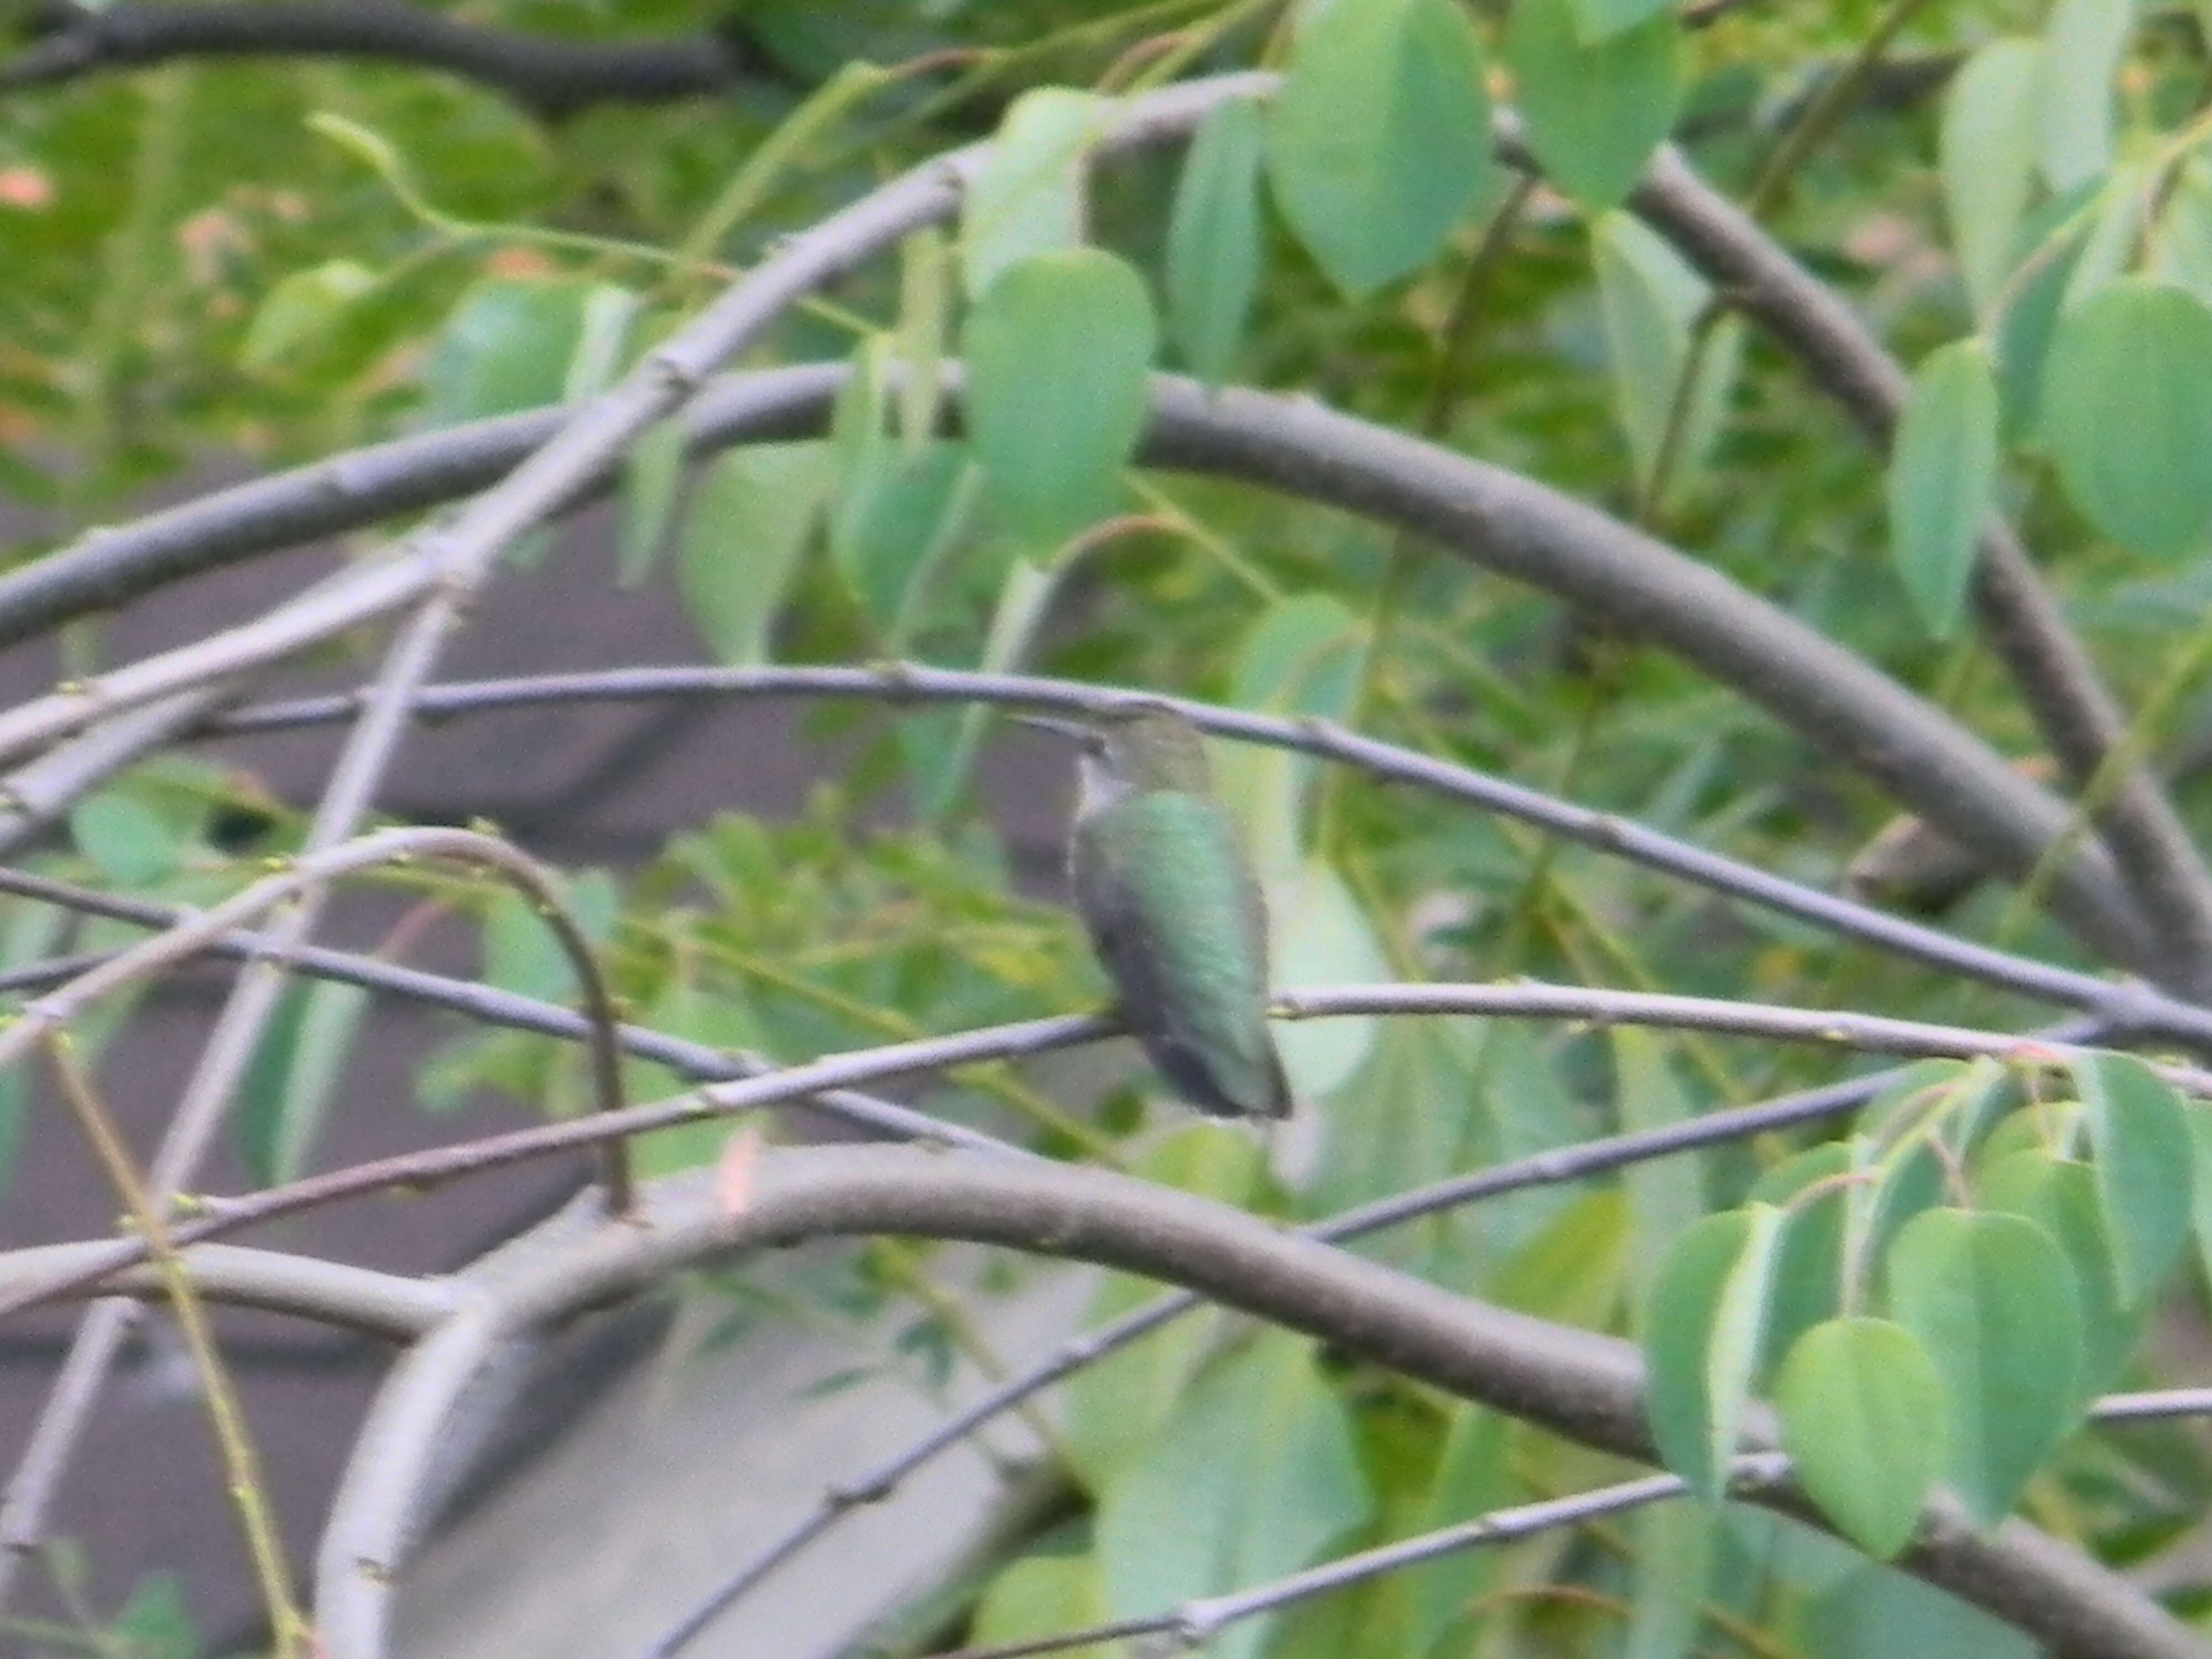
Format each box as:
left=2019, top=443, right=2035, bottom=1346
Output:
left=1940, top=40, right=2043, bottom=322
left=1591, top=212, right=1741, bottom=508
left=1265, top=0, right=1493, bottom=297
left=2044, top=279, right=2212, bottom=557
left=1773, top=1317, right=1944, bottom=1560
left=962, top=88, right=1110, bottom=299
left=1644, top=1204, right=1782, bottom=1500
left=1750, top=1143, right=1848, bottom=1367
left=1506, top=0, right=1682, bottom=211
left=1886, top=1208, right=2083, bottom=1525
left=1165, top=96, right=1265, bottom=383
left=963, top=248, right=1156, bottom=539
left=1096, top=1332, right=1372, bottom=1659
left=2068, top=1050, right=2193, bottom=1305
left=1992, top=185, right=2096, bottom=442
left=1979, top=1149, right=2145, bottom=1396
left=2037, top=0, right=2133, bottom=192
left=677, top=443, right=830, bottom=665
left=1886, top=338, right=1997, bottom=638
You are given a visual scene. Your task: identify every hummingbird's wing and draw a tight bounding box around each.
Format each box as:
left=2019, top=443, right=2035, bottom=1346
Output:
left=1073, top=791, right=1291, bottom=1118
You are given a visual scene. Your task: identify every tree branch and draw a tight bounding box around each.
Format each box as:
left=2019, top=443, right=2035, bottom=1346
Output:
left=1613, top=135, right=2212, bottom=998
left=0, top=360, right=2166, bottom=975
left=3, top=0, right=763, bottom=119
left=310, top=1150, right=2205, bottom=1659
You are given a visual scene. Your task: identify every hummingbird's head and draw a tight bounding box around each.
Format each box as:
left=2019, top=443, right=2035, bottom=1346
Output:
left=1015, top=701, right=1213, bottom=805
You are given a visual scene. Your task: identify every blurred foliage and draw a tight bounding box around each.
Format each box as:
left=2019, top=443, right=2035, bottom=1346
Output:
left=7, top=0, right=2212, bottom=1652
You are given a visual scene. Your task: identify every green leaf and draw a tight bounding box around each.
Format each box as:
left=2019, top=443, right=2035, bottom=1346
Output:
left=480, top=869, right=618, bottom=1004
left=561, top=282, right=641, bottom=399
left=963, top=248, right=1156, bottom=540
left=1570, top=0, right=1673, bottom=40
left=2037, top=0, right=2135, bottom=192
left=1264, top=0, right=1493, bottom=298
left=1644, top=1204, right=1783, bottom=1500
left=1402, top=1404, right=1506, bottom=1655
left=1774, top=1317, right=1944, bottom=1560
left=962, top=88, right=1111, bottom=299
left=2068, top=1050, right=2193, bottom=1304
left=1215, top=592, right=1367, bottom=878
left=2150, top=158, right=2212, bottom=310
left=1886, top=339, right=1997, bottom=638
left=1992, top=186, right=2095, bottom=442
left=2058, top=159, right=2157, bottom=316
left=831, top=441, right=975, bottom=636
left=1979, top=1149, right=2145, bottom=1397
left=895, top=225, right=952, bottom=457
left=1614, top=1029, right=1706, bottom=1308
left=0, top=902, right=67, bottom=1213
left=1165, top=96, right=1265, bottom=383
left=1095, top=1332, right=1372, bottom=1659
left=1886, top=1208, right=2083, bottom=1526
left=1939, top=40, right=2044, bottom=322
left=235, top=977, right=372, bottom=1186
left=677, top=443, right=830, bottom=665
left=1064, top=1126, right=1259, bottom=1486
left=2044, top=279, right=2212, bottom=557
left=241, top=259, right=376, bottom=369
left=2190, top=1103, right=2212, bottom=1306
left=1269, top=858, right=1393, bottom=1103
left=69, top=790, right=180, bottom=886
left=421, top=277, right=596, bottom=429
left=1625, top=1499, right=1716, bottom=1659
left=1591, top=212, right=1742, bottom=509
left=618, top=418, right=687, bottom=588
left=110, top=1570, right=200, bottom=1659
left=1505, top=0, right=1682, bottom=211
left=1750, top=1143, right=1849, bottom=1368
left=971, top=1553, right=1113, bottom=1659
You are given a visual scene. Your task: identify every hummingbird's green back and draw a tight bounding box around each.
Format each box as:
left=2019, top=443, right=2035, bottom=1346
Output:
left=1072, top=786, right=1291, bottom=1118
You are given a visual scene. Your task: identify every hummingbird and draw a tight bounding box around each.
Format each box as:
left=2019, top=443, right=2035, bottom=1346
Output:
left=1018, top=702, right=1292, bottom=1119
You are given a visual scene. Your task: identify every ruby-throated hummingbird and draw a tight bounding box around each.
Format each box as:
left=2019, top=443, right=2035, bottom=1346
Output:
left=1019, top=703, right=1292, bottom=1119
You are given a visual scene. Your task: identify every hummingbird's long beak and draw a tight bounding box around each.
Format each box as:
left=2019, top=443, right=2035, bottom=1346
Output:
left=1010, top=712, right=1094, bottom=743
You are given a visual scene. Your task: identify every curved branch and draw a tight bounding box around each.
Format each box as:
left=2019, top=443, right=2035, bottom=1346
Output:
left=314, top=1149, right=2203, bottom=1659
left=0, top=1240, right=451, bottom=1339
left=3, top=0, right=761, bottom=118
left=1615, top=135, right=2212, bottom=997
left=0, top=362, right=2162, bottom=974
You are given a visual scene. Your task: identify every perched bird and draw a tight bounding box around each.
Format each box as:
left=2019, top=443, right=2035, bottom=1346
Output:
left=1018, top=702, right=1292, bottom=1119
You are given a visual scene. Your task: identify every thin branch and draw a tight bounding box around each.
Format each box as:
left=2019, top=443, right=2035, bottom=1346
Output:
left=0, top=1240, right=454, bottom=1338
left=6, top=367, right=2162, bottom=972
left=0, top=982, right=2156, bottom=1326
left=41, top=1035, right=310, bottom=1658
left=310, top=1149, right=2203, bottom=1659
left=934, top=1467, right=1738, bottom=1659
left=3, top=0, right=765, bottom=119
left=209, top=665, right=2212, bottom=1046
left=1613, top=135, right=2212, bottom=998
left=0, top=862, right=1026, bottom=1156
